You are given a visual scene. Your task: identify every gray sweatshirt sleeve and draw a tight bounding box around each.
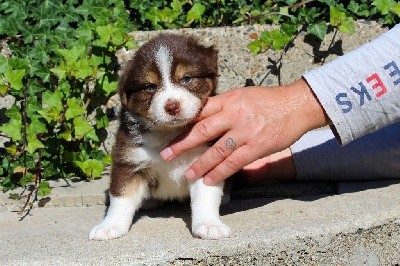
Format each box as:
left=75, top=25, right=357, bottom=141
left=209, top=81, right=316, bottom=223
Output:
left=303, top=24, right=400, bottom=145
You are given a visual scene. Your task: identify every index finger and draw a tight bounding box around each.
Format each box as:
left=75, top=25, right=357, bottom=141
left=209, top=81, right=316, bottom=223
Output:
left=194, top=93, right=224, bottom=121
left=160, top=96, right=227, bottom=161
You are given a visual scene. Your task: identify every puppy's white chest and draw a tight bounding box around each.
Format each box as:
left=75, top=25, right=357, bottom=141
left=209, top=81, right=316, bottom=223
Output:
left=138, top=131, right=207, bottom=200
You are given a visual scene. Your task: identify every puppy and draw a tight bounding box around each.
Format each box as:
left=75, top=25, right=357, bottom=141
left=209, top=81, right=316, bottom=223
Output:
left=89, top=34, right=231, bottom=240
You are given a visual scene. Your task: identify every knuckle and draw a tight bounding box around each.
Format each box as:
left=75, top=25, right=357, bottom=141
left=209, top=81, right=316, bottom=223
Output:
left=211, top=144, right=227, bottom=160
left=209, top=167, right=225, bottom=183
left=224, top=157, right=241, bottom=173
left=195, top=121, right=210, bottom=140
left=190, top=161, right=203, bottom=174
left=226, top=88, right=243, bottom=100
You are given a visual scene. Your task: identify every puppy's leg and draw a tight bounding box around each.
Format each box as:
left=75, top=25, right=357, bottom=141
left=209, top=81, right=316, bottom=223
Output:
left=89, top=169, right=150, bottom=241
left=189, top=179, right=231, bottom=239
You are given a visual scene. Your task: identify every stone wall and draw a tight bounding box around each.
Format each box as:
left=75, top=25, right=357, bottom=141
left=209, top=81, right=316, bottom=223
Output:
left=119, top=21, right=387, bottom=93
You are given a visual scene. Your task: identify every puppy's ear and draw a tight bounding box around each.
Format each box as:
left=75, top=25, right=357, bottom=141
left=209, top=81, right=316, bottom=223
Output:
left=186, top=36, right=218, bottom=77
left=204, top=45, right=218, bottom=77
left=202, top=45, right=218, bottom=96
left=117, top=67, right=131, bottom=107
left=119, top=90, right=127, bottom=107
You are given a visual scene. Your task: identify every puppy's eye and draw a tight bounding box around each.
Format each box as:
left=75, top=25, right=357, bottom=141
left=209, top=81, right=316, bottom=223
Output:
left=144, top=83, right=156, bottom=92
left=180, top=75, right=192, bottom=84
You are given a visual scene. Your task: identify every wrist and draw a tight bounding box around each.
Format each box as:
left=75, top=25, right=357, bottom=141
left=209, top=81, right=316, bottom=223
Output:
left=291, top=78, right=331, bottom=132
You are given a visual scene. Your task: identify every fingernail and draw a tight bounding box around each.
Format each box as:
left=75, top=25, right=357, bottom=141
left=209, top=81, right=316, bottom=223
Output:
left=203, top=177, right=213, bottom=186
left=185, top=169, right=196, bottom=180
left=160, top=147, right=174, bottom=160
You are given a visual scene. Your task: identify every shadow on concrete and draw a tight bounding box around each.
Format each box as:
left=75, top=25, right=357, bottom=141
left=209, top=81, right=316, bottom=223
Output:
left=97, top=177, right=400, bottom=236
left=337, top=179, right=400, bottom=194
left=303, top=30, right=344, bottom=65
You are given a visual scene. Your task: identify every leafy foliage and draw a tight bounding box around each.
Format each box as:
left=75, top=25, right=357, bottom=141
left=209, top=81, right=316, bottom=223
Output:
left=0, top=0, right=135, bottom=209
left=247, top=0, right=400, bottom=55
left=0, top=0, right=399, bottom=213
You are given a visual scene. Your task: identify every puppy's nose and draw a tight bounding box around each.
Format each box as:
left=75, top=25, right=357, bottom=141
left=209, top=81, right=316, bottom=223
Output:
left=164, top=100, right=181, bottom=116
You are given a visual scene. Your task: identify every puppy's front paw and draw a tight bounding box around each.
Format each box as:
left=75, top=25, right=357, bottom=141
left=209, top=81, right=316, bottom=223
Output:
left=89, top=222, right=129, bottom=241
left=192, top=221, right=231, bottom=240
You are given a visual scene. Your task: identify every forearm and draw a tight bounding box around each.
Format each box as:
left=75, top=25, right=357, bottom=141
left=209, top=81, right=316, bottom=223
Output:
left=303, top=24, right=400, bottom=145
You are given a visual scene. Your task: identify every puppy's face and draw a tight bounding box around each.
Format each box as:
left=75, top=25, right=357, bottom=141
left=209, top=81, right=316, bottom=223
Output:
left=119, top=34, right=218, bottom=129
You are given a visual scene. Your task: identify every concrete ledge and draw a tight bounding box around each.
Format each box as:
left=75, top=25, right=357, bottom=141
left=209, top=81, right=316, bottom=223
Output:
left=1, top=180, right=399, bottom=265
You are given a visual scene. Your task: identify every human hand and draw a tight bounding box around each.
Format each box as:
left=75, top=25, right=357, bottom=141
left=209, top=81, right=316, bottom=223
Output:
left=160, top=78, right=330, bottom=185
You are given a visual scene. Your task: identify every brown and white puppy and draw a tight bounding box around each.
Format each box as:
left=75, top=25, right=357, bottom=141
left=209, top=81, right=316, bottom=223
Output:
left=89, top=34, right=231, bottom=240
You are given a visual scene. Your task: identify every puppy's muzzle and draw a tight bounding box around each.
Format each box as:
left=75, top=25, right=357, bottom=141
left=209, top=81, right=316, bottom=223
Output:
left=164, top=99, right=181, bottom=116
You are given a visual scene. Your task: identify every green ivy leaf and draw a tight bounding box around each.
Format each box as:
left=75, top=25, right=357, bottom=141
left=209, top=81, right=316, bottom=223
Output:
left=50, top=67, right=67, bottom=80
left=348, top=1, right=370, bottom=17
left=171, top=0, right=185, bottom=11
left=187, top=3, right=206, bottom=21
left=38, top=181, right=52, bottom=197
left=338, top=17, right=355, bottom=34
left=307, top=22, right=328, bottom=40
left=0, top=118, right=22, bottom=142
left=281, top=23, right=298, bottom=36
left=5, top=143, right=17, bottom=156
left=372, top=0, right=395, bottom=15
left=1, top=175, right=19, bottom=192
left=144, top=7, right=162, bottom=29
left=57, top=46, right=86, bottom=65
left=0, top=83, right=8, bottom=96
left=270, top=29, right=291, bottom=50
left=58, top=80, right=72, bottom=98
left=26, top=96, right=42, bottom=118
left=247, top=40, right=262, bottom=55
left=101, top=76, right=118, bottom=96
left=73, top=117, right=94, bottom=139
left=390, top=2, right=400, bottom=16
left=26, top=134, right=45, bottom=154
left=73, top=58, right=95, bottom=80
left=19, top=173, right=34, bottom=187
left=74, top=159, right=104, bottom=179
left=26, top=118, right=48, bottom=136
left=59, top=129, right=72, bottom=141
left=95, top=108, right=109, bottom=129
left=5, top=104, right=22, bottom=120
left=319, top=0, right=336, bottom=5
left=96, top=24, right=119, bottom=44
left=330, top=6, right=347, bottom=27
left=65, top=98, right=86, bottom=120
left=0, top=54, right=8, bottom=73
left=8, top=57, right=30, bottom=70
left=330, top=6, right=355, bottom=34
left=86, top=129, right=99, bottom=142
left=42, top=90, right=63, bottom=111
left=38, top=106, right=62, bottom=123
left=125, top=38, right=137, bottom=49
left=103, top=154, right=112, bottom=165
left=4, top=69, right=25, bottom=90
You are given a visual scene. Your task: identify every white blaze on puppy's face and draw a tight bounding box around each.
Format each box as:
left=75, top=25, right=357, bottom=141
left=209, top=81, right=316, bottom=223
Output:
left=149, top=45, right=201, bottom=127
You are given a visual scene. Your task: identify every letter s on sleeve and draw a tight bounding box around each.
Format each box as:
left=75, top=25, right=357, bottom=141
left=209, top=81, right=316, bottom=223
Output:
left=336, top=93, right=352, bottom=113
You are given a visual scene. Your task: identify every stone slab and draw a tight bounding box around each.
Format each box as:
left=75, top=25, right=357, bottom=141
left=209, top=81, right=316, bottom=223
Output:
left=1, top=182, right=399, bottom=265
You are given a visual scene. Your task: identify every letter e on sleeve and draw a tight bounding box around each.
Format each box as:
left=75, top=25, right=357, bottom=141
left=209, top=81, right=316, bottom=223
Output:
left=366, top=73, right=387, bottom=98
left=384, top=60, right=400, bottom=86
